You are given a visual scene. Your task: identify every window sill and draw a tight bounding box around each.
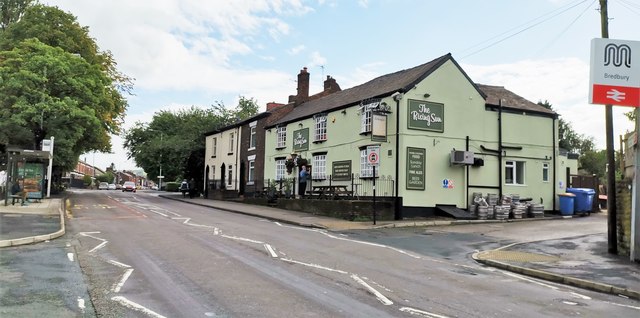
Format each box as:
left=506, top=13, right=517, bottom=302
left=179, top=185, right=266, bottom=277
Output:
left=313, top=140, right=326, bottom=144
left=275, top=146, right=286, bottom=150
left=247, top=181, right=254, bottom=186
left=505, top=183, right=527, bottom=187
left=248, top=147, right=256, bottom=151
left=311, top=178, right=326, bottom=181
left=360, top=131, right=371, bottom=136
left=359, top=176, right=378, bottom=180
left=211, top=156, right=216, bottom=158
left=227, top=152, right=234, bottom=155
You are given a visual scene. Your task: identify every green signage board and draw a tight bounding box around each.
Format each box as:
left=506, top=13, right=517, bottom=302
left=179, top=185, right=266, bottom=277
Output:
left=292, top=128, right=309, bottom=152
left=332, top=160, right=352, bottom=181
left=406, top=147, right=425, bottom=190
left=407, top=100, right=444, bottom=132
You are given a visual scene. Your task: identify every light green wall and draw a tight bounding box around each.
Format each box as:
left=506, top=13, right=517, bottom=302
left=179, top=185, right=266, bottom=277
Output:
left=264, top=59, right=560, bottom=212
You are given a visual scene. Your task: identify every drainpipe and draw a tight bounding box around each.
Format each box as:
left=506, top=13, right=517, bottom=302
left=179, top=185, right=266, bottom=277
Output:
left=393, top=91, right=403, bottom=220
left=498, top=99, right=503, bottom=200
left=552, top=117, right=557, bottom=211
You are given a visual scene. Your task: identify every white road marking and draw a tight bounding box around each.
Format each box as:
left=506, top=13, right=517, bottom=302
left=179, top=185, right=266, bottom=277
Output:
left=89, top=241, right=108, bottom=253
left=111, top=296, right=167, bottom=318
left=570, top=292, right=591, bottom=300
left=77, top=297, right=85, bottom=312
left=399, top=307, right=450, bottom=318
left=264, top=244, right=278, bottom=258
left=67, top=252, right=74, bottom=262
left=501, top=272, right=559, bottom=290
left=220, top=234, right=263, bottom=244
left=79, top=231, right=101, bottom=235
left=147, top=210, right=168, bottom=217
left=351, top=274, right=393, bottom=305
left=108, top=260, right=132, bottom=268
left=112, top=268, right=134, bottom=293
left=213, top=228, right=219, bottom=235
left=605, top=301, right=640, bottom=310
left=281, top=258, right=349, bottom=274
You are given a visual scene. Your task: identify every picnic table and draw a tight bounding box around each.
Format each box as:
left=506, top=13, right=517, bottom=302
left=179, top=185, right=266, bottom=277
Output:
left=311, top=185, right=352, bottom=199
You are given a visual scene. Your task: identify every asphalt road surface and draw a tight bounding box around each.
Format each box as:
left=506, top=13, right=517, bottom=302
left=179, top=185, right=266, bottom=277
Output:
left=5, top=189, right=639, bottom=317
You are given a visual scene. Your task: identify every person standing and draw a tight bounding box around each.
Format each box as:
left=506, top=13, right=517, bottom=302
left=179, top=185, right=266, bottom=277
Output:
left=298, top=165, right=308, bottom=198
left=188, top=178, right=196, bottom=199
left=180, top=179, right=189, bottom=198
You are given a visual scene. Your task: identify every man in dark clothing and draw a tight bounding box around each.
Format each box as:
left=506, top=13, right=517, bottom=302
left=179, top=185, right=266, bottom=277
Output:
left=180, top=179, right=189, bottom=198
left=188, top=178, right=196, bottom=199
left=11, top=180, right=27, bottom=205
left=298, top=165, right=308, bottom=198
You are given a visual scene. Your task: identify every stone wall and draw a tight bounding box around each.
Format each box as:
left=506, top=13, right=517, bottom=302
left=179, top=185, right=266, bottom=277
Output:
left=616, top=180, right=632, bottom=256
left=242, top=197, right=395, bottom=221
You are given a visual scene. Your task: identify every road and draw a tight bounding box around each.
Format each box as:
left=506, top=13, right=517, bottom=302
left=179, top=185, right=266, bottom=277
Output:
left=4, top=189, right=640, bottom=317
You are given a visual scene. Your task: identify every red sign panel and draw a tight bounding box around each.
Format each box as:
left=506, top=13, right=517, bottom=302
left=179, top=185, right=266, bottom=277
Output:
left=591, top=84, right=640, bottom=107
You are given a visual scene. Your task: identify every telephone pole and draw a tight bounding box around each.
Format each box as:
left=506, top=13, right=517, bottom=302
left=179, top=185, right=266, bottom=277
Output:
left=599, top=0, right=617, bottom=254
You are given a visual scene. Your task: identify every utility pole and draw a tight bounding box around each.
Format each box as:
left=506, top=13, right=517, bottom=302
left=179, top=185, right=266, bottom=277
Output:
left=599, top=0, right=617, bottom=254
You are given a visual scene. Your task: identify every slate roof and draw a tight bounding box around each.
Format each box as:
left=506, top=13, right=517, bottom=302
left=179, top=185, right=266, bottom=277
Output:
left=476, top=84, right=557, bottom=116
left=268, top=53, right=480, bottom=127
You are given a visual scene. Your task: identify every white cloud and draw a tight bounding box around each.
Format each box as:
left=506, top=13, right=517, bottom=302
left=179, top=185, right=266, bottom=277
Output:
left=288, top=45, right=306, bottom=55
left=308, top=51, right=327, bottom=68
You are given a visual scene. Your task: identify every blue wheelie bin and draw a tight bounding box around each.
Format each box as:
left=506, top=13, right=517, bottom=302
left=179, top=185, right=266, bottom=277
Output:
left=558, top=193, right=575, bottom=216
left=566, top=188, right=595, bottom=215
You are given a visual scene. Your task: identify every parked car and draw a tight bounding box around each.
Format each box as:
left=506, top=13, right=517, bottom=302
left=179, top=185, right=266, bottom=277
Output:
left=116, top=184, right=122, bottom=190
left=108, top=183, right=116, bottom=190
left=122, top=181, right=136, bottom=192
left=98, top=182, right=108, bottom=190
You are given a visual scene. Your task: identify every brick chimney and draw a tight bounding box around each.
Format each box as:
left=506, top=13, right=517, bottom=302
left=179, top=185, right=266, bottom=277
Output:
left=295, top=67, right=310, bottom=107
left=323, top=76, right=341, bottom=94
left=266, top=102, right=285, bottom=111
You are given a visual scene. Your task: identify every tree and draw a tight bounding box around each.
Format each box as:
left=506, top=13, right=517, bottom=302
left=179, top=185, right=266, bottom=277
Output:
left=123, top=97, right=260, bottom=189
left=0, top=0, right=33, bottom=30
left=0, top=4, right=131, bottom=173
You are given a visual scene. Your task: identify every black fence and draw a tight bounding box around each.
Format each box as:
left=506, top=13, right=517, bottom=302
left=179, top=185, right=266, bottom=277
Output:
left=210, top=173, right=395, bottom=200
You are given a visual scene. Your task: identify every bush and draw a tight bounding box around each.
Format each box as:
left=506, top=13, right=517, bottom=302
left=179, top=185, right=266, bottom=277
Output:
left=165, top=182, right=180, bottom=192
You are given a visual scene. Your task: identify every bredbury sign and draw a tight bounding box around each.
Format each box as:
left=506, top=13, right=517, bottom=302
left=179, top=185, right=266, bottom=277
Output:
left=589, top=38, right=640, bottom=107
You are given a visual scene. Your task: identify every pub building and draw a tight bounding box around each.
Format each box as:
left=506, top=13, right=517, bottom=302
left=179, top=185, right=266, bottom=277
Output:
left=261, top=53, right=577, bottom=219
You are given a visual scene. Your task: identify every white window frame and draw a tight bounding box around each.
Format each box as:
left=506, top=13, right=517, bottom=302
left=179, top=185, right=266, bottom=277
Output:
left=314, top=114, right=327, bottom=141
left=276, top=126, right=286, bottom=148
left=248, top=160, right=255, bottom=184
left=212, top=137, right=217, bottom=157
left=275, top=159, right=286, bottom=180
left=229, top=132, right=235, bottom=154
left=249, top=122, right=257, bottom=150
left=361, top=108, right=372, bottom=133
left=505, top=160, right=525, bottom=185
left=228, top=165, right=233, bottom=186
left=312, top=154, right=327, bottom=180
left=542, top=163, right=549, bottom=182
left=360, top=149, right=373, bottom=177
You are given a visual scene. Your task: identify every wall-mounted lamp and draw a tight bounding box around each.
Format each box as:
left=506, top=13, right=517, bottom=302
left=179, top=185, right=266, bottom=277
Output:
left=341, top=109, right=347, bottom=115
left=298, top=123, right=303, bottom=128
left=424, top=93, right=431, bottom=98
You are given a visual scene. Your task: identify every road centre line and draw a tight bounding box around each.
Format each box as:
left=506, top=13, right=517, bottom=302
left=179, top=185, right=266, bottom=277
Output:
left=77, top=297, right=85, bottom=313
left=220, top=234, right=263, bottom=244
left=108, top=260, right=132, bottom=268
left=351, top=274, right=393, bottom=305
left=280, top=258, right=348, bottom=274
left=67, top=253, right=74, bottom=262
left=399, top=307, right=450, bottom=318
left=112, top=268, right=134, bottom=293
left=111, top=296, right=167, bottom=318
left=264, top=244, right=278, bottom=258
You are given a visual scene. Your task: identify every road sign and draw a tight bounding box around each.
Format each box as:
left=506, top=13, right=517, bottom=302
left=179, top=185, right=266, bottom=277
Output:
left=157, top=176, right=164, bottom=179
left=366, top=145, right=380, bottom=167
left=589, top=38, right=640, bottom=107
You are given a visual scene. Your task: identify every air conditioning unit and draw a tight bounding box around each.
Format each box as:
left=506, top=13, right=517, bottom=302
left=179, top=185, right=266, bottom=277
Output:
left=450, top=150, right=474, bottom=165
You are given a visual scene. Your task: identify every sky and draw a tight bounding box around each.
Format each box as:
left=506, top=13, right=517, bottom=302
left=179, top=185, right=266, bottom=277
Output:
left=44, top=0, right=640, bottom=173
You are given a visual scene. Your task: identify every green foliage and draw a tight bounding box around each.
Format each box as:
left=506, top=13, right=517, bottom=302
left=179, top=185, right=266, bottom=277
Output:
left=82, top=174, right=92, bottom=186
left=95, top=171, right=114, bottom=183
left=0, top=4, right=131, bottom=173
left=123, top=96, right=260, bottom=186
left=165, top=182, right=180, bottom=192
left=0, top=0, right=33, bottom=30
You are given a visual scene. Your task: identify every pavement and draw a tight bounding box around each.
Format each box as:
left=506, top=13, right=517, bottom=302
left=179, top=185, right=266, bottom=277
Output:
left=1, top=191, right=638, bottom=301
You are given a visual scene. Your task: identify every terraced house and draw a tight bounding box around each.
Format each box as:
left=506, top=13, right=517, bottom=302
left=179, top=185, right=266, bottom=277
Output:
left=263, top=53, right=577, bottom=219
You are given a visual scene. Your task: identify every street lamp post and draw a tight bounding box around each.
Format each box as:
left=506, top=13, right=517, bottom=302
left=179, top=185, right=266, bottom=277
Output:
left=158, top=132, right=163, bottom=190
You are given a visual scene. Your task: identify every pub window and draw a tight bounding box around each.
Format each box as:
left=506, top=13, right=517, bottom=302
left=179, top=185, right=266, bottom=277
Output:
left=275, top=159, right=286, bottom=180
left=361, top=107, right=372, bottom=133
left=312, top=154, right=327, bottom=180
left=360, top=149, right=373, bottom=177
left=505, top=160, right=525, bottom=185
left=276, top=126, right=286, bottom=148
left=314, top=114, right=327, bottom=141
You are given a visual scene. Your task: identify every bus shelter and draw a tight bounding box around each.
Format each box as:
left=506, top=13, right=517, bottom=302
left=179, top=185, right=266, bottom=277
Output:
left=3, top=148, right=52, bottom=206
